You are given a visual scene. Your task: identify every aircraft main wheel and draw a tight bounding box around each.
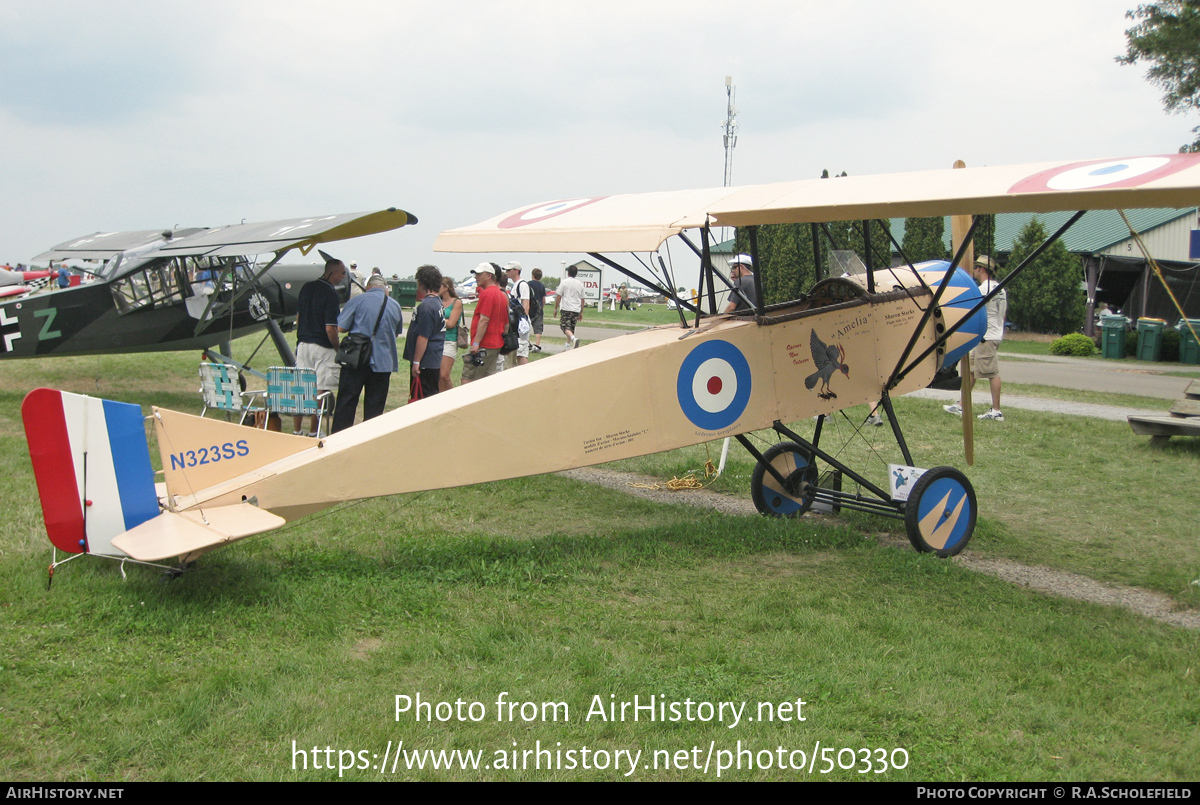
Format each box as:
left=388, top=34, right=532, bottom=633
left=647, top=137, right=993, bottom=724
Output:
left=750, top=442, right=818, bottom=517
left=903, top=466, right=976, bottom=557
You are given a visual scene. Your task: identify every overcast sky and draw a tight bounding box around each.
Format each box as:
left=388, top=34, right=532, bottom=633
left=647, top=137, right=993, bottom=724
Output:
left=0, top=0, right=1191, bottom=281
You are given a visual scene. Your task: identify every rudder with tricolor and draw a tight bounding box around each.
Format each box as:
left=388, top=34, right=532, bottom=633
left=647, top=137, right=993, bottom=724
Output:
left=22, top=388, right=159, bottom=556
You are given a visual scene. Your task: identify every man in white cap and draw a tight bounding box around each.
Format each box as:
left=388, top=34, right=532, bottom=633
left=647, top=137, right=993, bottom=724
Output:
left=724, top=254, right=759, bottom=313
left=504, top=261, right=532, bottom=366
left=945, top=255, right=1007, bottom=422
left=462, top=262, right=507, bottom=383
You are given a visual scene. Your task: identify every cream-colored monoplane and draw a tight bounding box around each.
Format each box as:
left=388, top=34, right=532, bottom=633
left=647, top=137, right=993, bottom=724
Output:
left=24, top=155, right=1200, bottom=573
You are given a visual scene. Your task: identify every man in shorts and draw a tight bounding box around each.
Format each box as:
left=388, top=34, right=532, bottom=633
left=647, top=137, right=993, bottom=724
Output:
left=945, top=255, right=1008, bottom=422
left=528, top=268, right=547, bottom=352
left=555, top=265, right=585, bottom=349
left=293, top=258, right=344, bottom=435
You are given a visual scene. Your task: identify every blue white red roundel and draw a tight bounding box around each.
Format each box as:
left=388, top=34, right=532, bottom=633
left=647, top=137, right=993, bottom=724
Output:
left=497, top=197, right=607, bottom=229
left=1009, top=154, right=1200, bottom=194
left=677, top=340, right=752, bottom=431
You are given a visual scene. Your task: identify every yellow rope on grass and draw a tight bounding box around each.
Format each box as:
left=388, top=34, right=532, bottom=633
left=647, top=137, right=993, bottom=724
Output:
left=626, top=443, right=720, bottom=491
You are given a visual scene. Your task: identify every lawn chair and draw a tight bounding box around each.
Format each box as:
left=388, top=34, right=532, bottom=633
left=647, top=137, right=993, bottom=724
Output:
left=199, top=361, right=265, bottom=425
left=264, top=366, right=332, bottom=437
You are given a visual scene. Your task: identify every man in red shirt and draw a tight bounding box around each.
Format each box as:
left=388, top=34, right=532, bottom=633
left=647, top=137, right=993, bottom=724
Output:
left=462, top=263, right=508, bottom=383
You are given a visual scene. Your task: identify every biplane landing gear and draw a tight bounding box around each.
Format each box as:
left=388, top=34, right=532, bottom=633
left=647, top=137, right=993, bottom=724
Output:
left=903, top=466, right=976, bottom=557
left=750, top=442, right=818, bottom=517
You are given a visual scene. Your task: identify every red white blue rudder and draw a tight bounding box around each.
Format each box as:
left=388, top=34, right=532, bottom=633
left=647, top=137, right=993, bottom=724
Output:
left=22, top=388, right=159, bottom=557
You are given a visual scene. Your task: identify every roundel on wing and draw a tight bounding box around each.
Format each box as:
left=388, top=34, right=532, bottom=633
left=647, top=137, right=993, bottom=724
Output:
left=1009, top=154, right=1200, bottom=194
left=676, top=340, right=752, bottom=431
left=497, top=197, right=607, bottom=229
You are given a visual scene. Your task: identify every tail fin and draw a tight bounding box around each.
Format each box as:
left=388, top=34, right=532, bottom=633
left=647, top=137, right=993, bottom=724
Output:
left=22, top=389, right=159, bottom=556
left=151, top=407, right=313, bottom=506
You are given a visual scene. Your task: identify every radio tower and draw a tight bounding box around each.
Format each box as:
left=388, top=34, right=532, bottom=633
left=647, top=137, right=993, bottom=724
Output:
left=722, top=76, right=738, bottom=187
left=716, top=76, right=739, bottom=478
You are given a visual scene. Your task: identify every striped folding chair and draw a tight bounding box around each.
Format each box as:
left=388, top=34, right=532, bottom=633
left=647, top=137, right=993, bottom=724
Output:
left=199, top=362, right=264, bottom=425
left=265, top=366, right=332, bottom=437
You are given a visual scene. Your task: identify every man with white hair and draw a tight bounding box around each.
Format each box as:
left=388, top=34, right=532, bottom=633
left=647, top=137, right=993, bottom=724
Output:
left=331, top=273, right=403, bottom=432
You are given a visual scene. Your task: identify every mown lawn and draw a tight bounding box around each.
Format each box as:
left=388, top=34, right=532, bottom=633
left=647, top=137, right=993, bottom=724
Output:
left=0, top=339, right=1196, bottom=781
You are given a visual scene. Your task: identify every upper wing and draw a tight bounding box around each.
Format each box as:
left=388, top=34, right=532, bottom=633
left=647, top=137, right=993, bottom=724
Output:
left=434, top=155, right=1200, bottom=254
left=434, top=188, right=740, bottom=254
left=34, top=229, right=188, bottom=262
left=708, top=154, right=1200, bottom=226
left=156, top=208, right=417, bottom=257
left=33, top=209, right=417, bottom=263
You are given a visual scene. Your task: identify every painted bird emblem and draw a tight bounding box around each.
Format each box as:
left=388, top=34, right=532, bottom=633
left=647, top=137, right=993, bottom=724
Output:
left=804, top=329, right=849, bottom=400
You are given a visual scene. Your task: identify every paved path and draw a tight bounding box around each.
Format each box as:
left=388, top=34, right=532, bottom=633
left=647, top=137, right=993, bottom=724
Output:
left=998, top=352, right=1195, bottom=399
left=908, top=388, right=1160, bottom=422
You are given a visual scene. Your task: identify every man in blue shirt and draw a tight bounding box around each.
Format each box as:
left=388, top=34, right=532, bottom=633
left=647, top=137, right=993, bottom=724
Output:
left=403, top=264, right=445, bottom=400
left=331, top=275, right=403, bottom=433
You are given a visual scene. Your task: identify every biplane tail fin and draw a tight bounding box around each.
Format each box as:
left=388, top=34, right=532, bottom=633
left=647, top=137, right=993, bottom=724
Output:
left=150, top=407, right=315, bottom=506
left=22, top=389, right=160, bottom=557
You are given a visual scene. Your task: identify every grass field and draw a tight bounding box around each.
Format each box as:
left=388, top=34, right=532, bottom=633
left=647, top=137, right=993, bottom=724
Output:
left=0, top=339, right=1197, bottom=781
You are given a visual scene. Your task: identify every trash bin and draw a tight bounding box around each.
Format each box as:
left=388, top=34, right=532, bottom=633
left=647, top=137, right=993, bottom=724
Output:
left=1099, top=315, right=1129, bottom=359
left=388, top=279, right=417, bottom=309
left=1136, top=317, right=1166, bottom=362
left=1179, top=318, right=1200, bottom=365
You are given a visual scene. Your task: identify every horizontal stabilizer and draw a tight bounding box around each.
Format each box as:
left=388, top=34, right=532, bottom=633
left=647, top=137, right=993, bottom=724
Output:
left=111, top=503, right=286, bottom=561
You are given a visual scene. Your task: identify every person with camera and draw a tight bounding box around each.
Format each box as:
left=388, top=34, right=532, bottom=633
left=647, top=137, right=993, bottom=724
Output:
left=462, top=263, right=507, bottom=384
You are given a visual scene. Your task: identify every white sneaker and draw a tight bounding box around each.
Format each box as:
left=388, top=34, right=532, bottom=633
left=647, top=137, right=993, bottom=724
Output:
left=866, top=414, right=884, bottom=427
left=978, top=409, right=1005, bottom=421
left=943, top=403, right=962, bottom=416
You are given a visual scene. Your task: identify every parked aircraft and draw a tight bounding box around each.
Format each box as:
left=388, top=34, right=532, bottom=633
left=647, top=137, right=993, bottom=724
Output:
left=21, top=154, right=1200, bottom=575
left=2, top=209, right=415, bottom=361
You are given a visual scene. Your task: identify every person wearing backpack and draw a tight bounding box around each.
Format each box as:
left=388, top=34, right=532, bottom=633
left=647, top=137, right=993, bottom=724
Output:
left=504, top=262, right=533, bottom=366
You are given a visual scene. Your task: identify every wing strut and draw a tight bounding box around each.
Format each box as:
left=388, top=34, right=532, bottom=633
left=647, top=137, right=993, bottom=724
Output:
left=891, top=210, right=1088, bottom=388
left=747, top=226, right=766, bottom=319
left=191, top=251, right=287, bottom=336
left=585, top=252, right=700, bottom=320
left=676, top=231, right=751, bottom=310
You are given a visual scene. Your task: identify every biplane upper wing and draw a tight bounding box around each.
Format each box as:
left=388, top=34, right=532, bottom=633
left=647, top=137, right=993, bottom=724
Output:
left=434, top=188, right=740, bottom=253
left=434, top=155, right=1200, bottom=254
left=708, top=154, right=1200, bottom=226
